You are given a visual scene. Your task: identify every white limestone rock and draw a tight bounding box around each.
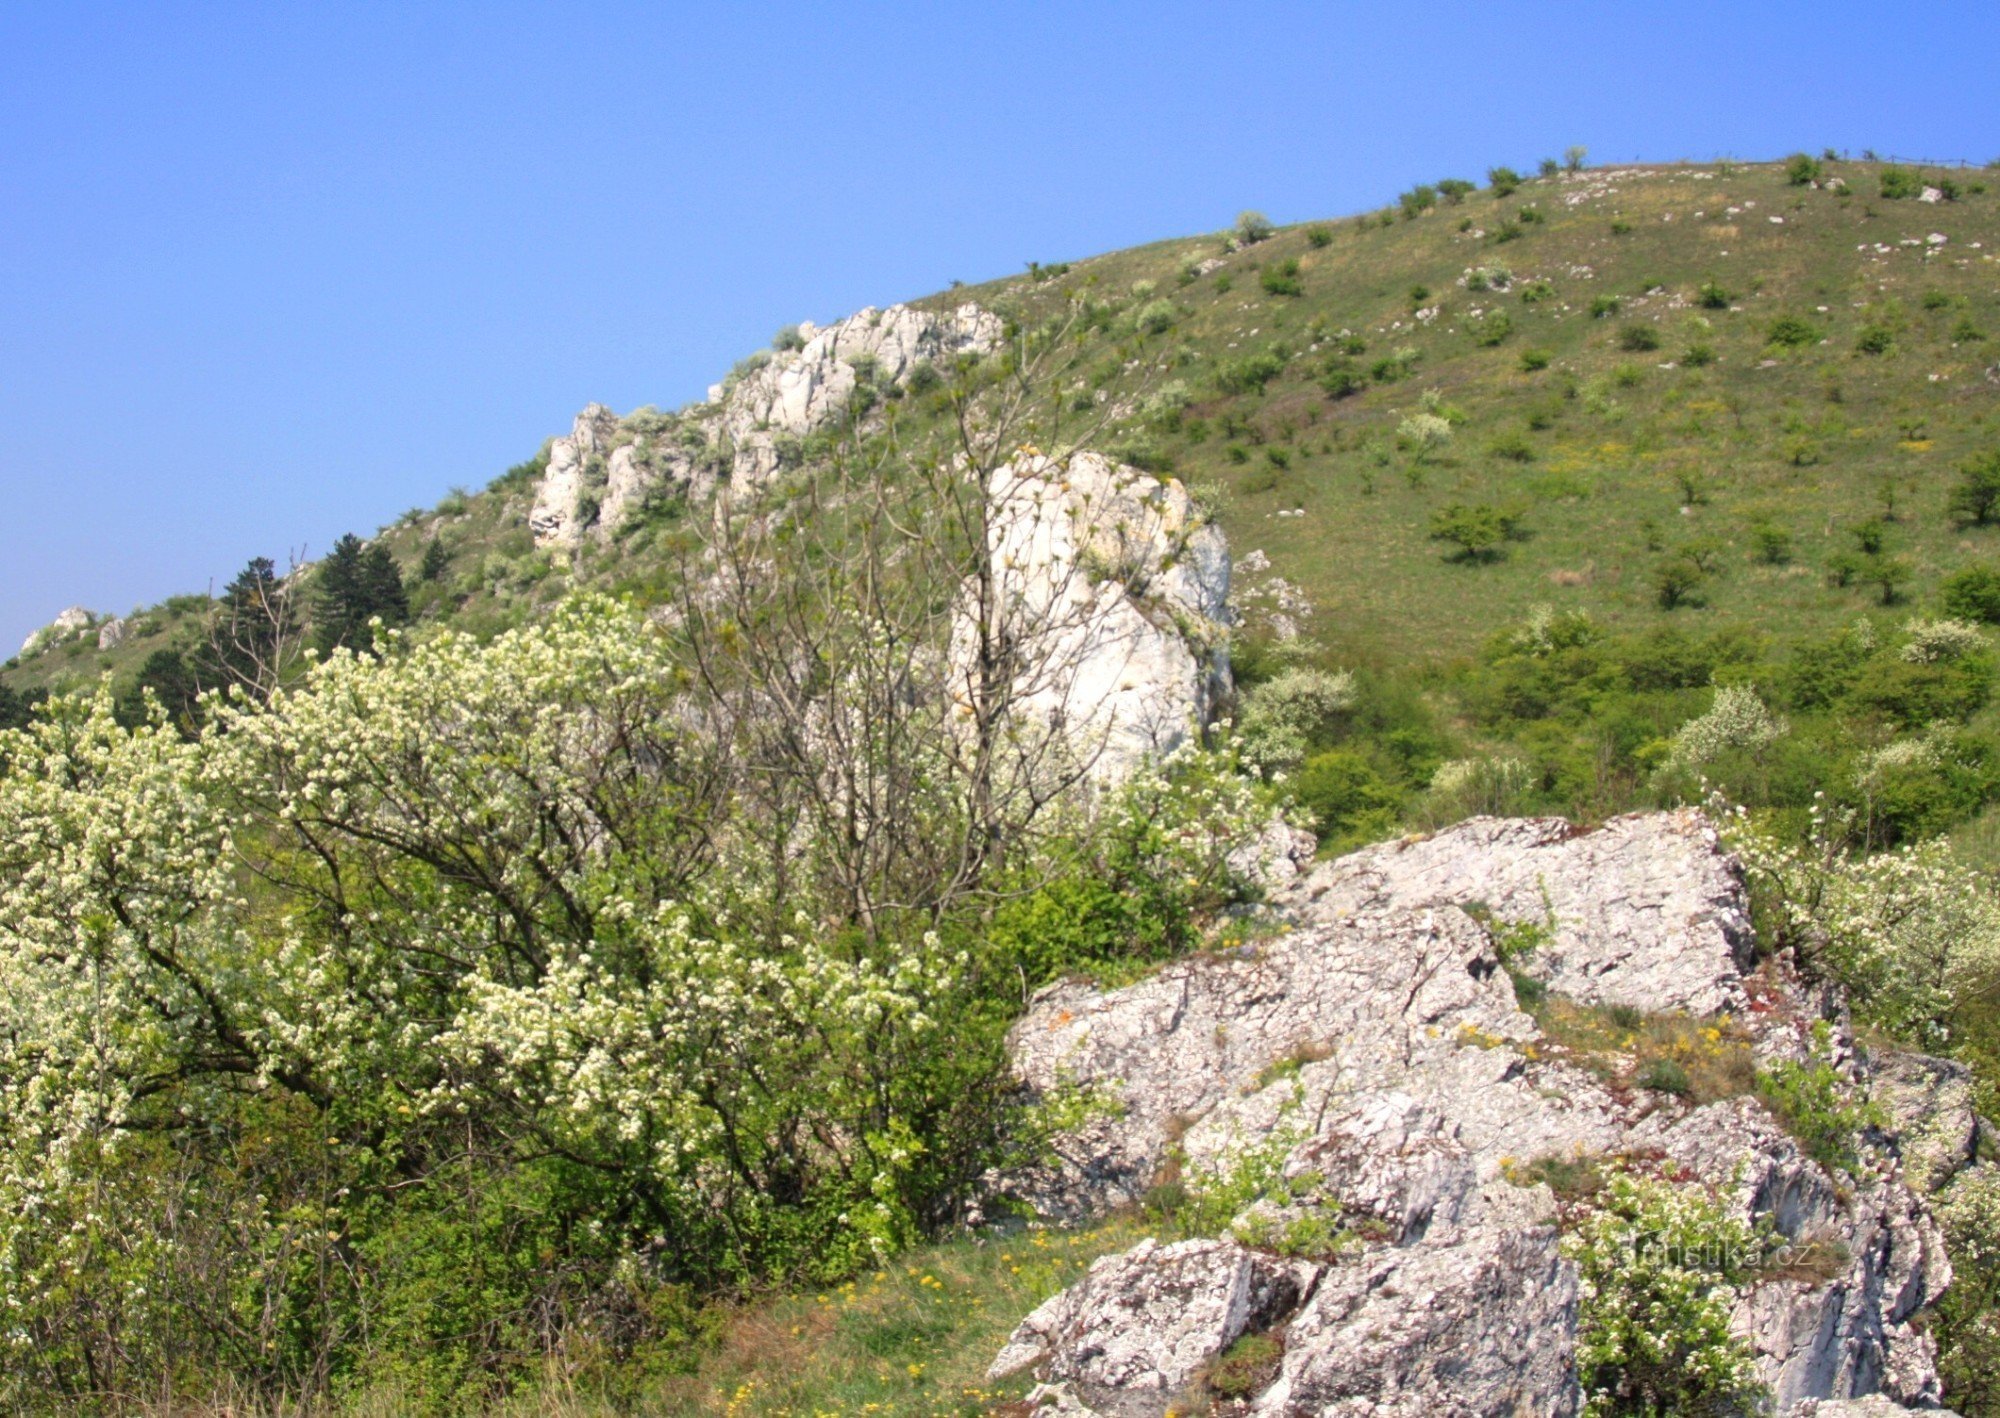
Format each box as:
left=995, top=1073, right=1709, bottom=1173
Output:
left=955, top=449, right=1229, bottom=785
left=988, top=1238, right=1312, bottom=1413
left=1288, top=810, right=1754, bottom=1014
left=96, top=617, right=128, bottom=651
left=19, top=605, right=94, bottom=658
left=989, top=812, right=1964, bottom=1415
left=528, top=302, right=1003, bottom=548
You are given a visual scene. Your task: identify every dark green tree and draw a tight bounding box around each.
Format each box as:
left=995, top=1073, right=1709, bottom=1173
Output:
left=1948, top=453, right=2000, bottom=528
left=196, top=556, right=300, bottom=697
left=315, top=535, right=409, bottom=653
left=118, top=647, right=203, bottom=735
left=419, top=537, right=450, bottom=583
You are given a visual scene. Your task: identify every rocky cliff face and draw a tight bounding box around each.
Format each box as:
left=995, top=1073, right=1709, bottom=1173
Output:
left=988, top=812, right=1968, bottom=1416
left=959, top=449, right=1230, bottom=784
left=528, top=302, right=1003, bottom=549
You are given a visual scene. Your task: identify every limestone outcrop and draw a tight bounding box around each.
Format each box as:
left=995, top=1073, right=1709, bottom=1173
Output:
left=528, top=302, right=1003, bottom=549
left=956, top=449, right=1229, bottom=784
left=18, top=606, right=95, bottom=659
left=988, top=812, right=1966, bottom=1416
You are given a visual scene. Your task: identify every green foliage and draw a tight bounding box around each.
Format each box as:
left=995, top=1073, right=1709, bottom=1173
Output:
left=314, top=532, right=410, bottom=654
left=1430, top=502, right=1525, bottom=562
left=1856, top=323, right=1895, bottom=355
left=1880, top=166, right=1924, bottom=199
left=1260, top=258, right=1303, bottom=297
left=1942, top=565, right=2000, bottom=623
left=1785, top=152, right=1823, bottom=185
left=1487, top=166, right=1522, bottom=197
left=1950, top=452, right=2000, bottom=528
left=1697, top=279, right=1732, bottom=310
left=1567, top=1174, right=1767, bottom=1417
left=1470, top=309, right=1514, bottom=347
left=1234, top=210, right=1274, bottom=245
left=1754, top=1025, right=1884, bottom=1174
left=1215, top=348, right=1287, bottom=394
left=1767, top=313, right=1822, bottom=348
left=1618, top=324, right=1661, bottom=352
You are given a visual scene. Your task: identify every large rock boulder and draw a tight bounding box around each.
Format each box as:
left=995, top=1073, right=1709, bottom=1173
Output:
left=18, top=605, right=95, bottom=659
left=988, top=812, right=1964, bottom=1416
left=955, top=449, right=1229, bottom=784
left=528, top=302, right=1003, bottom=548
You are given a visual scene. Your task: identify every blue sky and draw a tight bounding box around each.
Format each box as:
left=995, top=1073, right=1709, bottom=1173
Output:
left=4, top=1, right=1999, bottom=652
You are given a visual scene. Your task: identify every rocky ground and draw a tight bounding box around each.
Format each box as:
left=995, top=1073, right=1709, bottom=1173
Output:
left=985, top=812, right=1976, bottom=1416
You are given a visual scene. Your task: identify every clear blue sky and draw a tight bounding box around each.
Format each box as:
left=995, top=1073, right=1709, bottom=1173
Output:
left=5, top=1, right=1998, bottom=652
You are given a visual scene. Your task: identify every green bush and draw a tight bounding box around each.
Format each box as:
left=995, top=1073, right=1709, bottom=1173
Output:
left=1880, top=166, right=1924, bottom=199
left=1260, top=259, right=1303, bottom=297
left=1697, top=280, right=1732, bottom=310
left=1471, top=310, right=1514, bottom=347
left=1487, top=166, right=1522, bottom=197
left=1291, top=749, right=1403, bottom=849
left=1856, top=324, right=1895, bottom=355
left=1785, top=152, right=1823, bottom=185
left=1589, top=295, right=1622, bottom=319
left=1949, top=453, right=2000, bottom=528
left=1941, top=565, right=2000, bottom=623
left=1431, top=503, right=1525, bottom=562
left=1215, top=348, right=1287, bottom=394
left=1519, top=348, right=1552, bottom=372
left=1234, top=210, right=1274, bottom=244
left=1767, top=314, right=1822, bottom=348
left=1619, top=324, right=1661, bottom=352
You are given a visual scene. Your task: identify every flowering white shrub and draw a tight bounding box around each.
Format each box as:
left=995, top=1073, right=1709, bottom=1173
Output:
left=1566, top=1173, right=1766, bottom=1417
left=1722, top=798, right=2000, bottom=1049
left=1236, top=667, right=1355, bottom=772
left=1656, top=684, right=1788, bottom=782
left=1902, top=617, right=1989, bottom=664
left=1397, top=412, right=1453, bottom=456
left=0, top=591, right=1275, bottom=1398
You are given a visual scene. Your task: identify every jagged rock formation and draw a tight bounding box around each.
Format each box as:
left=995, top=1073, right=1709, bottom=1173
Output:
left=18, top=605, right=95, bottom=659
left=988, top=812, right=1965, bottom=1416
left=528, top=302, right=1003, bottom=548
left=959, top=449, right=1229, bottom=784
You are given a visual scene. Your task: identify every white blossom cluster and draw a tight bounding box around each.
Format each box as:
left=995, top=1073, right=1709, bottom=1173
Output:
left=1722, top=797, right=2000, bottom=1048
left=1657, top=684, right=1788, bottom=781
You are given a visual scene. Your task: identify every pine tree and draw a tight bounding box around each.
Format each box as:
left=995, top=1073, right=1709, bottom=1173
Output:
left=198, top=556, right=300, bottom=695
left=419, top=537, right=449, bottom=583
left=314, top=535, right=407, bottom=652
left=362, top=542, right=409, bottom=631
left=118, top=647, right=202, bottom=734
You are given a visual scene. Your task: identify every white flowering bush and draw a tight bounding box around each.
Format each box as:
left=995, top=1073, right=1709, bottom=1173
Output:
left=1236, top=666, right=1356, bottom=773
left=1902, top=616, right=1990, bottom=664
left=0, top=585, right=1276, bottom=1405
left=1937, top=1164, right=2000, bottom=1406
left=1656, top=683, right=1788, bottom=783
left=1723, top=798, right=2000, bottom=1050
left=1567, top=1173, right=1766, bottom=1417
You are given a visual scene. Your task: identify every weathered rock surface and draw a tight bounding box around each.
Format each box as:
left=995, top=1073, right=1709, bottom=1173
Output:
left=957, top=449, right=1229, bottom=784
left=18, top=605, right=94, bottom=658
left=1295, top=812, right=1755, bottom=1015
left=528, top=302, right=1003, bottom=548
left=988, top=812, right=1965, bottom=1416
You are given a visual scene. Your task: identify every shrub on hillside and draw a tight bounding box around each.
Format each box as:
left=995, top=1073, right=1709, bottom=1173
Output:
left=1767, top=314, right=1822, bottom=348
left=1619, top=324, right=1661, bottom=352
left=1949, top=453, right=2000, bottom=528
left=1941, top=565, right=2000, bottom=623
left=1260, top=258, right=1303, bottom=297
left=1786, top=152, right=1823, bottom=185
left=1880, top=167, right=1924, bottom=199
left=1234, top=210, right=1274, bottom=244
left=1487, top=166, right=1522, bottom=197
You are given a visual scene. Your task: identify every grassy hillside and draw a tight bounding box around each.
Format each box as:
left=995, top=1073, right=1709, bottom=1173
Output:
left=12, top=156, right=1999, bottom=689
left=942, top=156, right=2000, bottom=667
